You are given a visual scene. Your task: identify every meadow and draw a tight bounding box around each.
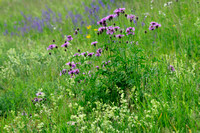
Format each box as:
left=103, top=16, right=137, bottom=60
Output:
left=0, top=0, right=199, bottom=132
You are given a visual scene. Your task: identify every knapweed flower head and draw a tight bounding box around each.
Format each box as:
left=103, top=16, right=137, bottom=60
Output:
left=36, top=92, right=44, bottom=96
left=47, top=44, right=57, bottom=50
left=91, top=41, right=98, bottom=46
left=67, top=35, right=73, bottom=41
left=81, top=52, right=87, bottom=57
left=74, top=53, right=80, bottom=57
left=66, top=62, right=76, bottom=69
left=116, top=34, right=125, bottom=39
left=61, top=41, right=69, bottom=47
left=32, top=97, right=43, bottom=103
left=97, top=48, right=102, bottom=53
left=95, top=52, right=101, bottom=57
left=114, top=26, right=120, bottom=30
left=96, top=66, right=99, bottom=70
left=98, top=27, right=106, bottom=32
left=74, top=69, right=80, bottom=74
left=126, top=27, right=135, bottom=35
left=169, top=65, right=175, bottom=72
left=60, top=69, right=67, bottom=76
left=127, top=14, right=135, bottom=21
left=114, top=8, right=125, bottom=16
left=88, top=52, right=94, bottom=57
left=97, top=17, right=107, bottom=26
left=106, top=26, right=115, bottom=35
left=149, top=22, right=161, bottom=30
left=106, top=14, right=117, bottom=21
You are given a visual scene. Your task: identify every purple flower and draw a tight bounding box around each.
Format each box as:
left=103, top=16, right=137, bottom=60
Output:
left=74, top=53, right=80, bottom=57
left=88, top=52, right=94, bottom=57
left=36, top=92, right=44, bottom=96
left=127, top=14, right=135, bottom=21
left=61, top=42, right=69, bottom=47
left=22, top=111, right=27, bottom=116
left=97, top=17, right=107, bottom=26
left=106, top=26, right=115, bottom=35
left=150, top=22, right=158, bottom=26
left=67, top=35, right=73, bottom=41
left=149, top=22, right=161, bottom=30
left=97, top=48, right=102, bottom=53
left=96, top=66, right=99, bottom=70
left=73, top=69, right=80, bottom=74
left=114, top=26, right=120, bottom=30
left=95, top=52, right=101, bottom=57
left=106, top=14, right=117, bottom=21
left=81, top=52, right=87, bottom=57
left=126, top=27, right=135, bottom=32
left=68, top=70, right=74, bottom=75
left=47, top=44, right=57, bottom=50
left=66, top=62, right=71, bottom=66
left=114, top=8, right=125, bottom=16
left=116, top=34, right=124, bottom=39
left=60, top=69, right=67, bottom=76
left=91, top=41, right=98, bottom=46
left=169, top=65, right=175, bottom=72
left=149, top=25, right=155, bottom=31
left=126, top=27, right=135, bottom=35
left=71, top=63, right=76, bottom=69
left=98, top=27, right=106, bottom=32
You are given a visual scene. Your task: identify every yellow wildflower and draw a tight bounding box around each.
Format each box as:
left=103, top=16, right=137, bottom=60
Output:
left=173, top=25, right=175, bottom=27
left=86, top=34, right=91, bottom=39
left=87, top=25, right=92, bottom=29
left=94, top=29, right=98, bottom=31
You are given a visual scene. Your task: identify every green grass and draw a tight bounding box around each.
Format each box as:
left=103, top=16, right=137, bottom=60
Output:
left=0, top=0, right=200, bottom=132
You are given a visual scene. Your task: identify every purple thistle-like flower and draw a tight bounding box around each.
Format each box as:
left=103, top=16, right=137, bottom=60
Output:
left=95, top=52, right=101, bottom=57
left=36, top=92, right=44, bottom=96
left=88, top=52, right=94, bottom=57
left=74, top=53, right=80, bottom=57
left=34, top=98, right=39, bottom=102
left=96, top=66, right=99, bottom=70
left=114, top=8, right=125, bottom=16
left=61, top=41, right=69, bottom=47
left=150, top=22, right=158, bottom=26
left=22, top=111, right=27, bottom=116
left=98, top=27, right=106, bottom=32
left=47, top=44, right=57, bottom=50
left=74, top=69, right=80, bottom=74
left=127, top=14, right=135, bottom=20
left=81, top=52, right=87, bottom=56
left=106, top=26, right=115, bottom=35
left=71, top=63, right=76, bottom=69
left=60, top=69, right=67, bottom=76
left=116, top=34, right=124, bottom=39
left=169, top=65, right=175, bottom=72
left=114, top=26, right=120, bottom=30
left=67, top=35, right=73, bottom=41
left=66, top=62, right=71, bottom=66
left=106, top=14, right=117, bottom=21
left=97, top=48, right=102, bottom=53
left=149, top=25, right=155, bottom=31
left=91, top=41, right=98, bottom=45
left=68, top=70, right=74, bottom=75
left=149, top=22, right=161, bottom=30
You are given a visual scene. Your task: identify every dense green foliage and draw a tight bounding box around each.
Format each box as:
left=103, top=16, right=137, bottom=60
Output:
left=0, top=0, right=199, bottom=132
